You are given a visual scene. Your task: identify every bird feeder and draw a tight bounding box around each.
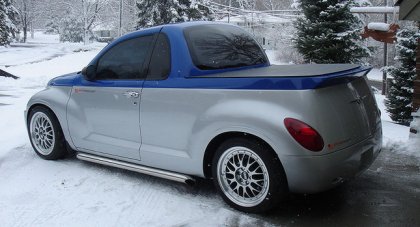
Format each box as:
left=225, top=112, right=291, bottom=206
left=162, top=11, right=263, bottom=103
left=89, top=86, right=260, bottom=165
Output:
left=361, top=23, right=400, bottom=44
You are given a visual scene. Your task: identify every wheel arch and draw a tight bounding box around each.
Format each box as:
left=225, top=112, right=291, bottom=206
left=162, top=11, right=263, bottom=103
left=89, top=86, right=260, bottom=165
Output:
left=202, top=131, right=286, bottom=180
left=26, top=102, right=75, bottom=151
left=27, top=103, right=55, bottom=124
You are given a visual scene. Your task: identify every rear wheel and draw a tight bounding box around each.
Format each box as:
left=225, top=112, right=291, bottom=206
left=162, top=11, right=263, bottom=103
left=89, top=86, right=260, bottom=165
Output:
left=212, top=138, right=288, bottom=213
left=28, top=106, right=67, bottom=160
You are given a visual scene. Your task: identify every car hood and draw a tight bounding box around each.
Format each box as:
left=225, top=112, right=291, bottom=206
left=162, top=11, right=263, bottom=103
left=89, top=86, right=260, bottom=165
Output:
left=47, top=72, right=80, bottom=86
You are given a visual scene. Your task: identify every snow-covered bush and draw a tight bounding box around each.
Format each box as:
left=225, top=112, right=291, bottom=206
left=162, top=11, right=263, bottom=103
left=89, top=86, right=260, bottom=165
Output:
left=293, top=0, right=371, bottom=64
left=59, top=17, right=84, bottom=43
left=385, top=25, right=420, bottom=125
left=136, top=0, right=213, bottom=29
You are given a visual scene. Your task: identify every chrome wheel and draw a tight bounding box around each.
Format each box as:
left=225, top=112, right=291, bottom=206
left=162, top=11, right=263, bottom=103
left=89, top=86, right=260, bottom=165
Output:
left=30, top=112, right=55, bottom=155
left=217, top=146, right=270, bottom=207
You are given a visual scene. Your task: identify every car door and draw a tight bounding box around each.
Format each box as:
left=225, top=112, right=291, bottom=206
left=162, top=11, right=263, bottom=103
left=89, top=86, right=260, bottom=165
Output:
left=67, top=35, right=155, bottom=160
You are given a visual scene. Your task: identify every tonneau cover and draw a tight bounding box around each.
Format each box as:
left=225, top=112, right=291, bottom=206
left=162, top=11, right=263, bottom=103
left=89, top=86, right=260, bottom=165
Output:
left=195, top=64, right=361, bottom=78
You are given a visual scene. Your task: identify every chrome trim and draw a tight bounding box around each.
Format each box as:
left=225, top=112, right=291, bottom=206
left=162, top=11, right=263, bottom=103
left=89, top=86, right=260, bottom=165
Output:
left=76, top=153, right=195, bottom=185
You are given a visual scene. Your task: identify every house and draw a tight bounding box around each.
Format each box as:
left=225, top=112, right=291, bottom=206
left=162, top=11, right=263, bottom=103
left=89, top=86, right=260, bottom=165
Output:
left=92, top=24, right=119, bottom=43
left=395, top=0, right=420, bottom=21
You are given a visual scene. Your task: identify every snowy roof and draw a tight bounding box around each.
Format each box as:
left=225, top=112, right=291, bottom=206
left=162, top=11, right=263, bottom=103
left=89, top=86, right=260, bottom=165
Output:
left=350, top=6, right=399, bottom=14
left=92, top=23, right=117, bottom=31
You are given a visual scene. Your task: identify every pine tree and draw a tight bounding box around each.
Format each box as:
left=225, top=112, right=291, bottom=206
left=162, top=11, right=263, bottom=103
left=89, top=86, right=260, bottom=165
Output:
left=5, top=0, right=19, bottom=39
left=293, top=0, right=371, bottom=64
left=136, top=0, right=213, bottom=29
left=385, top=26, right=420, bottom=125
left=0, top=0, right=9, bottom=45
left=0, top=0, right=19, bottom=46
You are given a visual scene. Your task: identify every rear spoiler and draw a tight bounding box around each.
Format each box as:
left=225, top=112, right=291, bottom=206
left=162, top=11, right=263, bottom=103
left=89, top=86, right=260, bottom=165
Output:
left=313, top=66, right=372, bottom=89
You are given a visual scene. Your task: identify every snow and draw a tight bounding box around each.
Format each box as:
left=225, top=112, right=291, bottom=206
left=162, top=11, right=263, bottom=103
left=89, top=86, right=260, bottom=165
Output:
left=366, top=68, right=383, bottom=81
left=0, top=32, right=105, bottom=67
left=217, top=14, right=292, bottom=24
left=367, top=22, right=391, bottom=32
left=265, top=50, right=289, bottom=65
left=0, top=32, right=417, bottom=226
left=409, top=109, right=420, bottom=152
left=350, top=6, right=398, bottom=14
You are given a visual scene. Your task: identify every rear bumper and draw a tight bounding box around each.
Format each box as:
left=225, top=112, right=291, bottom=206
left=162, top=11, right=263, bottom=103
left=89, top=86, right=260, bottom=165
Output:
left=281, top=127, right=382, bottom=194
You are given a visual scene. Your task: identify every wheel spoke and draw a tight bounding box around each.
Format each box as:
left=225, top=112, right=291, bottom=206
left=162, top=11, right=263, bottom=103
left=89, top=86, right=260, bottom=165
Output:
left=30, top=112, right=56, bottom=155
left=217, top=146, right=270, bottom=206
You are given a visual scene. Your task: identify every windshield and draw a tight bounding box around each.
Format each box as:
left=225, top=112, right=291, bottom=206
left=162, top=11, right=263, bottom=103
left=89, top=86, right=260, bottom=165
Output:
left=184, top=24, right=268, bottom=70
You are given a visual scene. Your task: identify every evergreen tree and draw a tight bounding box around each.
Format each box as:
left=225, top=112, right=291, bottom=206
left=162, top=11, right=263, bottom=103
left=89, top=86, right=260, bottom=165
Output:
left=0, top=0, right=19, bottom=46
left=136, top=0, right=213, bottom=29
left=0, top=0, right=9, bottom=46
left=385, top=26, right=420, bottom=125
left=293, top=0, right=371, bottom=64
left=5, top=0, right=19, bottom=39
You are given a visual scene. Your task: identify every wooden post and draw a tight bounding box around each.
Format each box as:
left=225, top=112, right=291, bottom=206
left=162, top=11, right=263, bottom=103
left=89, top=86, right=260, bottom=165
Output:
left=382, top=0, right=388, bottom=95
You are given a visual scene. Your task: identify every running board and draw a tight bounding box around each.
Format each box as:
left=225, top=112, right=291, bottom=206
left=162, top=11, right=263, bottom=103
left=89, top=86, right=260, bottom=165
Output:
left=76, top=153, right=195, bottom=185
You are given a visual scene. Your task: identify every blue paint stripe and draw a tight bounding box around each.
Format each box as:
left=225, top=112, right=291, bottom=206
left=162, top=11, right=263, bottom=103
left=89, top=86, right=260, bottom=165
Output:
left=142, top=66, right=370, bottom=90
left=49, top=66, right=370, bottom=90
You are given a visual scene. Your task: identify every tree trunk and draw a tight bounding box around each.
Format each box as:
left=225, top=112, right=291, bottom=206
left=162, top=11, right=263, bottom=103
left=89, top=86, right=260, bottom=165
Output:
left=30, top=21, right=34, bottom=39
left=22, top=1, right=27, bottom=43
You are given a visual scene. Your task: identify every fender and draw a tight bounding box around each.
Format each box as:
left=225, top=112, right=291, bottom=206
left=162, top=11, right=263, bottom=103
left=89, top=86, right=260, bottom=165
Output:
left=26, top=86, right=75, bottom=149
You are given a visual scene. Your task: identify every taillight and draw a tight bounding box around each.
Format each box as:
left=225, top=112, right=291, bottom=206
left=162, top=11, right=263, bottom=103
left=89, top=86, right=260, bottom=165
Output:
left=284, top=118, right=324, bottom=152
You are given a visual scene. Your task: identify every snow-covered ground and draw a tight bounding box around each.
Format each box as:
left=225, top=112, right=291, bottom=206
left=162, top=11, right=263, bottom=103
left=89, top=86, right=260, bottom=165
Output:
left=0, top=33, right=417, bottom=226
left=366, top=68, right=384, bottom=81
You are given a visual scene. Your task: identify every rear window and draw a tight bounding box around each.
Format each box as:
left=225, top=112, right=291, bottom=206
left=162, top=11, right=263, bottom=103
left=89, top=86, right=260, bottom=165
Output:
left=184, top=24, right=268, bottom=70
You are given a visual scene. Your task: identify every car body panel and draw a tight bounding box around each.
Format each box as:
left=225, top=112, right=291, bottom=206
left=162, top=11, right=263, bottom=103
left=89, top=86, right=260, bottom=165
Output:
left=25, top=86, right=74, bottom=147
left=67, top=82, right=142, bottom=160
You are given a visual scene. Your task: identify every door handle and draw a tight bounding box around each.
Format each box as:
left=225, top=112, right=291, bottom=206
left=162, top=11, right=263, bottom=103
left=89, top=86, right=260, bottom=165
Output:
left=123, top=91, right=140, bottom=98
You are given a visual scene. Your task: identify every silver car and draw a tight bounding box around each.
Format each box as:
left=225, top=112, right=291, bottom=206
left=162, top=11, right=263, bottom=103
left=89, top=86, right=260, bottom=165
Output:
left=25, top=22, right=382, bottom=213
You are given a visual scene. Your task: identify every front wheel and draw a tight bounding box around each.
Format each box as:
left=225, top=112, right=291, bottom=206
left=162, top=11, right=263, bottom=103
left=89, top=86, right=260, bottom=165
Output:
left=28, top=106, right=67, bottom=160
left=212, top=138, right=288, bottom=213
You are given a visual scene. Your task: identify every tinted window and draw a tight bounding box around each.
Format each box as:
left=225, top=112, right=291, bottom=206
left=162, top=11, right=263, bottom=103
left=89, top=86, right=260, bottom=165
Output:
left=96, top=35, right=154, bottom=80
left=184, top=24, right=268, bottom=70
left=147, top=33, right=171, bottom=80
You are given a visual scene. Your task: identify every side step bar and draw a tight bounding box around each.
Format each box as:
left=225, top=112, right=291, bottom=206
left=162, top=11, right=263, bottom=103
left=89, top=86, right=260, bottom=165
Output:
left=76, top=153, right=195, bottom=185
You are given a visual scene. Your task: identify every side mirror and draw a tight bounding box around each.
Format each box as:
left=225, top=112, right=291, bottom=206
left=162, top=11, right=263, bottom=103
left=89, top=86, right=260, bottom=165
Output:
left=81, top=65, right=96, bottom=81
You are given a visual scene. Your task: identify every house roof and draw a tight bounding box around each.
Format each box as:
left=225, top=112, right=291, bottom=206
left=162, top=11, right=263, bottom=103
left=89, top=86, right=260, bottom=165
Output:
left=394, top=0, right=420, bottom=21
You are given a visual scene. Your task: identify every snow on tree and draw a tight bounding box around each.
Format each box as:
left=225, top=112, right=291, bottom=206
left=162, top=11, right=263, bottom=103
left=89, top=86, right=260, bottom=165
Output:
left=136, top=0, right=213, bottom=29
left=292, top=0, right=371, bottom=64
left=43, top=0, right=108, bottom=43
left=385, top=25, right=420, bottom=126
left=237, top=0, right=256, bottom=10
left=5, top=0, right=19, bottom=39
left=0, top=0, right=19, bottom=46
left=0, top=1, right=7, bottom=46
left=59, top=16, right=84, bottom=42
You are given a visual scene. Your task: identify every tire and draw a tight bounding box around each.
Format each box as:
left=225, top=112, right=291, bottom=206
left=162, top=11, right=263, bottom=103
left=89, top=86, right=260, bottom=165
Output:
left=27, top=106, right=67, bottom=160
left=212, top=137, right=288, bottom=213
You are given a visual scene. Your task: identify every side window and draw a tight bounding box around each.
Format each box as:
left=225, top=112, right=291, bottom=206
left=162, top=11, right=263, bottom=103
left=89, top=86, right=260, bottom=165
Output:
left=147, top=33, right=171, bottom=80
left=96, top=35, right=154, bottom=80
